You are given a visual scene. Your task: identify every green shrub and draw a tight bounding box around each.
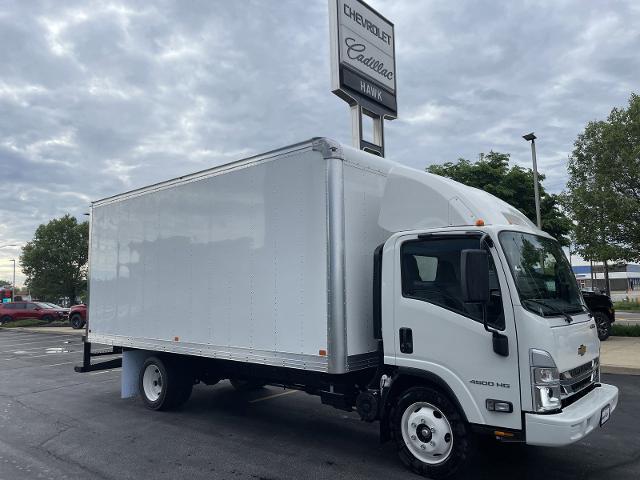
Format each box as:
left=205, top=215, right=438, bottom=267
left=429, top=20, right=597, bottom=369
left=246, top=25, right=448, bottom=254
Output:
left=613, top=300, right=640, bottom=311
left=611, top=324, right=640, bottom=337
left=1, top=318, right=49, bottom=328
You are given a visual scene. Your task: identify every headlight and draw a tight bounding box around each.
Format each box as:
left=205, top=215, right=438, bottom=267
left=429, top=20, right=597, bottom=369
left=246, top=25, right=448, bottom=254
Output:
left=533, top=367, right=559, bottom=384
left=530, top=349, right=561, bottom=412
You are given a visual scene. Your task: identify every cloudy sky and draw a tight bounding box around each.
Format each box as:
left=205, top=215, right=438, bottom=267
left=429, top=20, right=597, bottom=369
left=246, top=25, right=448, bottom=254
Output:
left=0, top=0, right=638, bottom=285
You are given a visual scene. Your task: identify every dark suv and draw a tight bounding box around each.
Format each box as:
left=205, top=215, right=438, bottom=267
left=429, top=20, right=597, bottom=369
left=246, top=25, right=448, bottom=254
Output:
left=0, top=302, right=67, bottom=324
left=581, top=290, right=615, bottom=340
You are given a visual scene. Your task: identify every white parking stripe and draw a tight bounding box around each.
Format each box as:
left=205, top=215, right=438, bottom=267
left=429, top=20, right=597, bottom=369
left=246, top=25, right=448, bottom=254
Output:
left=42, top=362, right=75, bottom=367
left=90, top=369, right=120, bottom=375
left=0, top=343, right=77, bottom=353
left=2, top=352, right=80, bottom=360
left=0, top=338, right=79, bottom=348
left=248, top=390, right=299, bottom=403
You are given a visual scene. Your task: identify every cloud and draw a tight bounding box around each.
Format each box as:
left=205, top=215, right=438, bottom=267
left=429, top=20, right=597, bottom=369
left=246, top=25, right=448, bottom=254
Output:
left=0, top=0, right=638, bottom=283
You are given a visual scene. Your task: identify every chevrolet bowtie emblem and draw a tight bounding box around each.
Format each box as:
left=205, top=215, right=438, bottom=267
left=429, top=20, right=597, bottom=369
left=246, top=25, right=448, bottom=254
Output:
left=578, top=344, right=587, bottom=356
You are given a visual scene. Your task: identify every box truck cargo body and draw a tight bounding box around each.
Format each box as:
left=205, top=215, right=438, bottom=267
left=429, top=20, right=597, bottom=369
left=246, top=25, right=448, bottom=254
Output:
left=82, top=138, right=619, bottom=479
left=88, top=139, right=390, bottom=374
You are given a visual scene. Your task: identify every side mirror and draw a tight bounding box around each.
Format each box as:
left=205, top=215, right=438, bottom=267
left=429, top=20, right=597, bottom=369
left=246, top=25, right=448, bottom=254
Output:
left=34, top=307, right=41, bottom=311
left=461, top=248, right=509, bottom=357
left=460, top=249, right=490, bottom=304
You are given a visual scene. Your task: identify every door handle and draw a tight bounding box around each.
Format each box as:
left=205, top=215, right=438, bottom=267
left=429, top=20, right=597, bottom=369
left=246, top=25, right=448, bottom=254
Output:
left=399, top=327, right=413, bottom=354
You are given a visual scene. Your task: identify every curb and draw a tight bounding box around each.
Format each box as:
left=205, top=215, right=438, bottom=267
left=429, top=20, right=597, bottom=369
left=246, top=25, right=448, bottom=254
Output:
left=601, top=365, right=640, bottom=376
left=1, top=327, right=84, bottom=335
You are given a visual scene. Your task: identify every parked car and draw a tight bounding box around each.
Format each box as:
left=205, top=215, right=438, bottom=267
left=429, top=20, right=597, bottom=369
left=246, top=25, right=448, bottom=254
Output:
left=69, top=304, right=87, bottom=329
left=581, top=289, right=615, bottom=340
left=0, top=302, right=67, bottom=324
left=40, top=302, right=70, bottom=318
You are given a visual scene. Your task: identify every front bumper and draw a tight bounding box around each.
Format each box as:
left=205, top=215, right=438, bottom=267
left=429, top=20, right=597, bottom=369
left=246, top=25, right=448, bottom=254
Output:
left=525, top=383, right=618, bottom=447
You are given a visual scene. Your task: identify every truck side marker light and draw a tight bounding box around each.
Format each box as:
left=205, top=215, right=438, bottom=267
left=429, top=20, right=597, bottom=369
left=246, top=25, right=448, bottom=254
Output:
left=319, top=349, right=327, bottom=356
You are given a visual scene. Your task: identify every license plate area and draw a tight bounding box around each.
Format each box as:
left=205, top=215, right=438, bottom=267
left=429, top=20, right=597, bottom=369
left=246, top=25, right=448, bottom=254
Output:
left=600, top=404, right=611, bottom=427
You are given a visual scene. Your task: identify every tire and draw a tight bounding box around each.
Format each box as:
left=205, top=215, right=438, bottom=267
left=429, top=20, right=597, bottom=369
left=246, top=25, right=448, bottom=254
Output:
left=42, top=314, right=54, bottom=323
left=70, top=314, right=85, bottom=329
left=138, top=356, right=193, bottom=411
left=593, top=312, right=611, bottom=341
left=391, top=386, right=472, bottom=479
left=0, top=315, right=11, bottom=325
left=230, top=379, right=267, bottom=391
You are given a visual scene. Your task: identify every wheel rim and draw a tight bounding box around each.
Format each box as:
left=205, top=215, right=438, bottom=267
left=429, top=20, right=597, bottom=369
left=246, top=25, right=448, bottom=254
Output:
left=142, top=364, right=163, bottom=402
left=595, top=316, right=608, bottom=337
left=401, top=401, right=453, bottom=465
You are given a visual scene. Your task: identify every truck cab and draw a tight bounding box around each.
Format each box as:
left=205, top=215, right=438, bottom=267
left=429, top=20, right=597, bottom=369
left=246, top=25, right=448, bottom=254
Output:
left=374, top=162, right=618, bottom=476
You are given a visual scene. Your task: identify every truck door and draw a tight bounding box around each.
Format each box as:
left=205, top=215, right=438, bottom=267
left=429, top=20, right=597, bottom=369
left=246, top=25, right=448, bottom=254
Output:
left=392, top=233, right=521, bottom=430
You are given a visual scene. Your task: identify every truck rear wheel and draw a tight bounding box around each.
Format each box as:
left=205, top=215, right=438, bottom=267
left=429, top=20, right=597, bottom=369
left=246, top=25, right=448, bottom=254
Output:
left=593, top=312, right=611, bottom=341
left=139, top=356, right=193, bottom=410
left=391, top=386, right=471, bottom=479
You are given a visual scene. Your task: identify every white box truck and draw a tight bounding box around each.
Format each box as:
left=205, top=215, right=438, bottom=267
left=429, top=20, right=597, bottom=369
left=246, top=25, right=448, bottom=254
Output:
left=80, top=138, right=618, bottom=478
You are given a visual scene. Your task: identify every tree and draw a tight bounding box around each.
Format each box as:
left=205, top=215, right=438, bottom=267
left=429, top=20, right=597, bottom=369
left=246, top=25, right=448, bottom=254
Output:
left=0, top=280, right=11, bottom=287
left=563, top=92, right=640, bottom=293
left=427, top=151, right=573, bottom=245
left=20, top=215, right=89, bottom=303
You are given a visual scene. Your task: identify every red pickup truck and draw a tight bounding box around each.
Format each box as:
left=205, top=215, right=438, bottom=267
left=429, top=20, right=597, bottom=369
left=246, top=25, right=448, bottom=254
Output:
left=69, top=304, right=87, bottom=329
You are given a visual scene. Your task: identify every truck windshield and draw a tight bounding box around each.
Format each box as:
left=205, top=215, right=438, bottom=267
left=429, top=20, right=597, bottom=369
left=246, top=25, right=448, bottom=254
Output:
left=499, top=231, right=585, bottom=317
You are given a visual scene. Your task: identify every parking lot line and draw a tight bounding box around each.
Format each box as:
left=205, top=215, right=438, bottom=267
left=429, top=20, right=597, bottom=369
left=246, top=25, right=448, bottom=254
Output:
left=90, top=369, right=120, bottom=375
left=0, top=345, right=77, bottom=355
left=248, top=390, right=299, bottom=403
left=42, top=362, right=75, bottom=368
left=0, top=338, right=78, bottom=349
left=3, top=352, right=81, bottom=360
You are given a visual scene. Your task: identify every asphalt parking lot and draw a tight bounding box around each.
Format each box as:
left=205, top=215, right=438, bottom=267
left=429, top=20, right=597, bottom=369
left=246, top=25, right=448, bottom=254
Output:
left=0, top=330, right=638, bottom=480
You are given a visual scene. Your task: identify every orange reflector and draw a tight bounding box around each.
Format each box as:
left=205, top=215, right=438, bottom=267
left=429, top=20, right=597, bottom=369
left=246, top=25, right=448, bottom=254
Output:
left=475, top=219, right=485, bottom=226
left=494, top=431, right=514, bottom=438
left=319, top=349, right=327, bottom=356
left=174, top=336, right=179, bottom=341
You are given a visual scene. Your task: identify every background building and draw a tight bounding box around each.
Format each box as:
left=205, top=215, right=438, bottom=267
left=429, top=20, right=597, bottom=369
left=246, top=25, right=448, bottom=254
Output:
left=573, top=262, right=640, bottom=300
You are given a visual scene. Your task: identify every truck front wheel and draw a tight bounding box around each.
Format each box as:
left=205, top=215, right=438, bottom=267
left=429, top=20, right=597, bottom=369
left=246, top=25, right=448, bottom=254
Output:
left=139, top=356, right=193, bottom=411
left=391, top=386, right=471, bottom=479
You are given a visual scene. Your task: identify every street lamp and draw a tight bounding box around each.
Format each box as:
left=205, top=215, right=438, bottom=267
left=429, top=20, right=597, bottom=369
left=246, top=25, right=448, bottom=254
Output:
left=10, top=259, right=15, bottom=302
left=523, top=132, right=542, bottom=229
left=0, top=245, right=18, bottom=302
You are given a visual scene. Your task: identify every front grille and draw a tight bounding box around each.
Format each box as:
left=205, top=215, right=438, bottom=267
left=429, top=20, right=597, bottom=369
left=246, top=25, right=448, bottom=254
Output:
left=560, top=357, right=599, bottom=399
left=566, top=362, right=592, bottom=379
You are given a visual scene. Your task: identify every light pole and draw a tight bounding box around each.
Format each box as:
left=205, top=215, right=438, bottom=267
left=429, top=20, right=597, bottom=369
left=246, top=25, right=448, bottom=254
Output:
left=523, top=132, right=542, bottom=229
left=0, top=246, right=18, bottom=302
left=10, top=259, right=15, bottom=302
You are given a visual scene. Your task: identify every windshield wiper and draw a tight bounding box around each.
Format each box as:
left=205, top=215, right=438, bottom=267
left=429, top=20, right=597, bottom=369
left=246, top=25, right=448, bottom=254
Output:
left=522, top=299, right=575, bottom=323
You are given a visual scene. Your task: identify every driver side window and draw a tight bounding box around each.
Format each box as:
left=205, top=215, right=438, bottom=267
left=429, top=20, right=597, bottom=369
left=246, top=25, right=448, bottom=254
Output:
left=401, top=237, right=505, bottom=329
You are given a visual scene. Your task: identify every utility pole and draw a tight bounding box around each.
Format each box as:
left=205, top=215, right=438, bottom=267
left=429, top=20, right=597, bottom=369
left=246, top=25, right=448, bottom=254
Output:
left=523, top=133, right=542, bottom=229
left=10, top=259, right=15, bottom=302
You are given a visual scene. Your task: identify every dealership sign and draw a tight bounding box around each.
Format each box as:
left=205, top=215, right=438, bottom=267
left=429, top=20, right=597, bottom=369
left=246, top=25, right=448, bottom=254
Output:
left=329, top=0, right=397, bottom=117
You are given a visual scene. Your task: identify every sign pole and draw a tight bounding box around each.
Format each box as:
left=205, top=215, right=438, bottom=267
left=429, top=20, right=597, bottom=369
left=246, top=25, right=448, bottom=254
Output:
left=329, top=0, right=397, bottom=157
